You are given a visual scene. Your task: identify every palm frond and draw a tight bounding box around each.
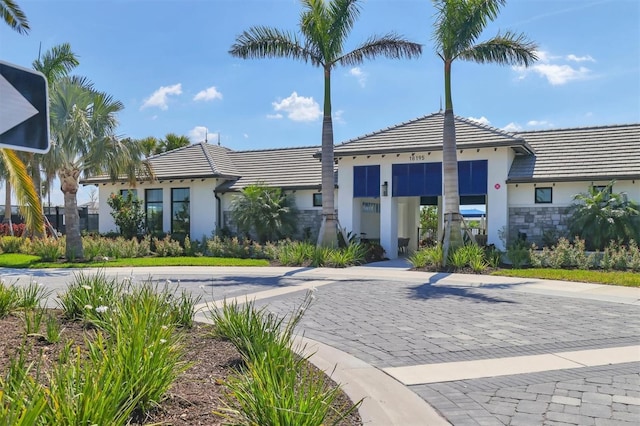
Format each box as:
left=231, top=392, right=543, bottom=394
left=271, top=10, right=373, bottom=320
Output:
left=338, top=34, right=422, bottom=67
left=32, top=43, right=79, bottom=87
left=229, top=26, right=320, bottom=65
left=0, top=0, right=29, bottom=34
left=0, top=149, right=44, bottom=235
left=458, top=31, right=538, bottom=66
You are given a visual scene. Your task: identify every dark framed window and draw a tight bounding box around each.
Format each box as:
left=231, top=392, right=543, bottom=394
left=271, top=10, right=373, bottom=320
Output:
left=312, top=193, right=322, bottom=207
left=120, top=189, right=138, bottom=199
left=145, top=189, right=163, bottom=233
left=593, top=185, right=612, bottom=194
left=171, top=188, right=190, bottom=235
left=535, top=187, right=552, bottom=204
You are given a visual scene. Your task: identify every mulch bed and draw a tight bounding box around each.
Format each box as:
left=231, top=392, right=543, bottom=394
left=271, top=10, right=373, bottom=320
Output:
left=0, top=311, right=362, bottom=426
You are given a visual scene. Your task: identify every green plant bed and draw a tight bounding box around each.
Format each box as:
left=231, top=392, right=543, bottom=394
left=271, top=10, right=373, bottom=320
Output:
left=25, top=256, right=270, bottom=269
left=492, top=268, right=640, bottom=287
left=0, top=253, right=42, bottom=268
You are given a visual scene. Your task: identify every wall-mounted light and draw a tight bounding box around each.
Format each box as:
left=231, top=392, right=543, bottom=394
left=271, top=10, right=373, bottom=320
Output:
left=382, top=181, right=388, bottom=197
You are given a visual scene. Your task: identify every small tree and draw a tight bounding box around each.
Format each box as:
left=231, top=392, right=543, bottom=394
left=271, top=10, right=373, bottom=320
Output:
left=230, top=184, right=298, bottom=243
left=568, top=181, right=640, bottom=250
left=107, top=192, right=145, bottom=239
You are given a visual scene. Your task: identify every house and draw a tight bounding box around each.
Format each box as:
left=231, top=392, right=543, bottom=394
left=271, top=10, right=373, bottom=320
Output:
left=83, top=143, right=330, bottom=242
left=82, top=112, right=640, bottom=258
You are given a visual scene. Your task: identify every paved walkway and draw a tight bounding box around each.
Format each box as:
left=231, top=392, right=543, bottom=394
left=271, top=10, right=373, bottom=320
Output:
left=3, top=262, right=639, bottom=425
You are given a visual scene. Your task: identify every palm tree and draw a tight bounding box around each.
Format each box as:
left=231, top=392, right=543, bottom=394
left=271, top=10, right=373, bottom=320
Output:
left=1, top=0, right=29, bottom=34
left=230, top=0, right=421, bottom=246
left=160, top=133, right=191, bottom=153
left=433, top=0, right=537, bottom=262
left=0, top=150, right=43, bottom=236
left=569, top=181, right=640, bottom=250
left=0, top=0, right=41, bottom=235
left=47, top=76, right=148, bottom=259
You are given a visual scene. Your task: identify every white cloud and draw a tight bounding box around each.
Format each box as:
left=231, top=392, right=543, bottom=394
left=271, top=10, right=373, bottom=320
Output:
left=502, top=122, right=522, bottom=132
left=514, top=50, right=593, bottom=86
left=193, top=86, right=223, bottom=102
left=140, top=83, right=182, bottom=110
left=271, top=92, right=321, bottom=122
left=349, top=67, right=367, bottom=87
left=333, top=110, right=345, bottom=124
left=526, top=120, right=553, bottom=128
left=266, top=113, right=283, bottom=119
left=188, top=126, right=218, bottom=143
left=468, top=116, right=491, bottom=126
left=567, top=54, right=595, bottom=63
left=243, top=133, right=249, bottom=139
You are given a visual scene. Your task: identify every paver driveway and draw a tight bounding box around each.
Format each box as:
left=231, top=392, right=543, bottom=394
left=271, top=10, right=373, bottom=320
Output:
left=3, top=264, right=639, bottom=425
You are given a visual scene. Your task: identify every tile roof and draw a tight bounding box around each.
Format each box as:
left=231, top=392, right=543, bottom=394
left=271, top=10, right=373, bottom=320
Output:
left=82, top=142, right=240, bottom=184
left=220, top=146, right=322, bottom=192
left=333, top=112, right=532, bottom=156
left=508, top=124, right=640, bottom=183
left=147, top=142, right=240, bottom=179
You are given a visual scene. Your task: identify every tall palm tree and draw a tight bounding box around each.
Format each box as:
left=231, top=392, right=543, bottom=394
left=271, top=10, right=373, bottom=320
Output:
left=230, top=0, right=421, bottom=246
left=433, top=0, right=537, bottom=261
left=47, top=76, right=148, bottom=259
left=1, top=0, right=29, bottom=34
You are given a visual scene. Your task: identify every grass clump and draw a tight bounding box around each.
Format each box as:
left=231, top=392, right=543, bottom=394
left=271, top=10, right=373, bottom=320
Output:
left=209, top=290, right=360, bottom=425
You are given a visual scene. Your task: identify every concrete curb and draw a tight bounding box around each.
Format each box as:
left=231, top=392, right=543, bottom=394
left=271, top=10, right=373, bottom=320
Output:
left=293, top=335, right=450, bottom=426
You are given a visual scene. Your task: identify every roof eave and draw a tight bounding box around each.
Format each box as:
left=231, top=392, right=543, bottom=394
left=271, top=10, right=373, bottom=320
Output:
left=506, top=174, right=640, bottom=184
left=333, top=141, right=533, bottom=158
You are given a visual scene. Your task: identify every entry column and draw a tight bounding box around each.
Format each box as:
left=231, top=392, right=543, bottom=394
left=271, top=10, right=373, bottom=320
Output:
left=380, top=164, right=398, bottom=259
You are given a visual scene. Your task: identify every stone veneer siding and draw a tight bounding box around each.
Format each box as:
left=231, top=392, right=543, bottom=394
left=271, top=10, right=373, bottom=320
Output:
left=222, top=209, right=323, bottom=241
left=508, top=206, right=572, bottom=247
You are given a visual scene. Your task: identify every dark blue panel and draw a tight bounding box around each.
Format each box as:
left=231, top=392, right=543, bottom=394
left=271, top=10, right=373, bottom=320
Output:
left=424, top=162, right=442, bottom=196
left=392, top=162, right=442, bottom=197
left=458, top=160, right=488, bottom=195
left=353, top=165, right=380, bottom=198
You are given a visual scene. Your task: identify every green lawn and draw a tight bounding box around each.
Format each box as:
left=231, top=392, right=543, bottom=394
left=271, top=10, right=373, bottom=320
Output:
left=492, top=268, right=640, bottom=287
left=0, top=254, right=269, bottom=269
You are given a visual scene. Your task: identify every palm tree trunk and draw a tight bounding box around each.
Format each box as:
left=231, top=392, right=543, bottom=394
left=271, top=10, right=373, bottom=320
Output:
left=3, top=179, right=11, bottom=222
left=317, top=67, right=338, bottom=247
left=60, top=167, right=83, bottom=259
left=441, top=60, right=463, bottom=264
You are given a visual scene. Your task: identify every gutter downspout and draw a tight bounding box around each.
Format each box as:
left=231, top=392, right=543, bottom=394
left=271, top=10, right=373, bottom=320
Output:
left=213, top=189, right=222, bottom=236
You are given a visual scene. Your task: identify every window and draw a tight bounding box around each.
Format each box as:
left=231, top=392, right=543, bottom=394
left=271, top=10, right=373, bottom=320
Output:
left=145, top=189, right=163, bottom=233
left=535, top=187, right=552, bottom=204
left=171, top=188, right=190, bottom=235
left=313, top=193, right=322, bottom=207
left=120, top=189, right=138, bottom=199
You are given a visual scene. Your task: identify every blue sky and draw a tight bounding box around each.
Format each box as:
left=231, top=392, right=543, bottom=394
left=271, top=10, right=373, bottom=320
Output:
left=1, top=0, right=639, bottom=205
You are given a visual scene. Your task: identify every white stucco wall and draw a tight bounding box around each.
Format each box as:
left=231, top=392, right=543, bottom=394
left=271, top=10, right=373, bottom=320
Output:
left=337, top=147, right=514, bottom=256
left=508, top=179, right=639, bottom=207
left=93, top=178, right=220, bottom=239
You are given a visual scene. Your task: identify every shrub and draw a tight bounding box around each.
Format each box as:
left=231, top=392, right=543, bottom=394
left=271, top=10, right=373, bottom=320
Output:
left=0, top=223, right=26, bottom=237
left=29, top=238, right=64, bottom=261
left=0, top=279, right=19, bottom=318
left=1, top=236, right=25, bottom=253
left=408, top=244, right=443, bottom=269
left=153, top=235, right=184, bottom=257
left=107, top=192, right=145, bottom=239
left=211, top=291, right=358, bottom=425
left=230, top=184, right=298, bottom=243
left=568, top=181, right=640, bottom=250
left=57, top=270, right=123, bottom=320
